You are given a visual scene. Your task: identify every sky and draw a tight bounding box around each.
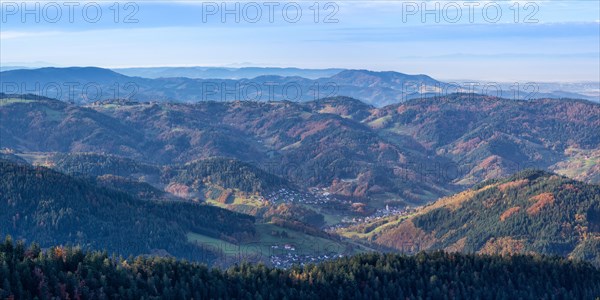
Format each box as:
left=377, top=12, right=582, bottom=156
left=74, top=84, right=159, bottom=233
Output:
left=1, top=0, right=599, bottom=82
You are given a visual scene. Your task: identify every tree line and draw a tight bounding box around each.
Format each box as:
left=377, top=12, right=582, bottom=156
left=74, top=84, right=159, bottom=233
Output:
left=1, top=237, right=599, bottom=299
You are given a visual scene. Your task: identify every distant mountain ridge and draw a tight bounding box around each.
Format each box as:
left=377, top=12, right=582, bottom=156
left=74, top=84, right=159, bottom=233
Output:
left=2, top=67, right=596, bottom=106
left=113, top=66, right=345, bottom=79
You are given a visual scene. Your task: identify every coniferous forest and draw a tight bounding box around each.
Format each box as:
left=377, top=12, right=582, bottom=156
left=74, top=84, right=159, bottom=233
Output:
left=1, top=237, right=599, bottom=299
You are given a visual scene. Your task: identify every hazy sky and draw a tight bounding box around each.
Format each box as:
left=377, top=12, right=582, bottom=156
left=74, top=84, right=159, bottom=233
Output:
left=1, top=0, right=599, bottom=82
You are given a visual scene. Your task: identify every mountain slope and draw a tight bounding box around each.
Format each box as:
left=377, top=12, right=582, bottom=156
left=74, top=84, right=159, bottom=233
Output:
left=343, top=170, right=600, bottom=265
left=51, top=152, right=161, bottom=179
left=0, top=159, right=256, bottom=262
left=368, top=94, right=600, bottom=185
left=88, top=97, right=449, bottom=202
left=0, top=94, right=147, bottom=158
left=169, top=157, right=292, bottom=194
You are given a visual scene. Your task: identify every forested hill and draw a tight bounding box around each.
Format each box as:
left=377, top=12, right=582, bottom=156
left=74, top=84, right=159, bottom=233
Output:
left=170, top=157, right=293, bottom=194
left=1, top=239, right=599, bottom=299
left=0, top=160, right=255, bottom=262
left=351, top=170, right=600, bottom=265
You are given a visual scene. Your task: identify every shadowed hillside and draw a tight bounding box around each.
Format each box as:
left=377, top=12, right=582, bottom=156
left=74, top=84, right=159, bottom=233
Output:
left=0, top=159, right=256, bottom=262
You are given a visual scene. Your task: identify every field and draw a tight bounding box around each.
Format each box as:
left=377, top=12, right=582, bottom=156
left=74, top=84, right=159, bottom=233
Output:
left=551, top=148, right=600, bottom=183
left=336, top=213, right=416, bottom=239
left=204, top=191, right=268, bottom=216
left=0, top=98, right=38, bottom=106
left=12, top=152, right=54, bottom=166
left=187, top=222, right=360, bottom=263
